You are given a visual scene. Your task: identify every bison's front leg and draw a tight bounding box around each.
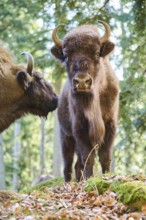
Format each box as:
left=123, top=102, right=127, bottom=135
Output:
left=75, top=151, right=84, bottom=182
left=60, top=130, right=75, bottom=182
left=77, top=145, right=95, bottom=180
left=82, top=149, right=95, bottom=179
left=98, top=120, right=116, bottom=173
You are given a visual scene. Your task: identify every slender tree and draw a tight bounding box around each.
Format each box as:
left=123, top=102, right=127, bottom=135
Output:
left=0, top=134, right=6, bottom=189
left=40, top=117, right=45, bottom=175
left=13, top=121, right=21, bottom=191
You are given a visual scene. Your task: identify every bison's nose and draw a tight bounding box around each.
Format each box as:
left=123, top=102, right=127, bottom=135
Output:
left=50, top=95, right=58, bottom=111
left=73, top=76, right=92, bottom=91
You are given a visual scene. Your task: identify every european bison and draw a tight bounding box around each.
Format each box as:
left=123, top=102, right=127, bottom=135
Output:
left=0, top=47, right=58, bottom=132
left=51, top=21, right=119, bottom=182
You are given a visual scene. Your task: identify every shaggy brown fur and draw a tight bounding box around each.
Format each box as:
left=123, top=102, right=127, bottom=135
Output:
left=0, top=47, right=58, bottom=132
left=51, top=24, right=119, bottom=182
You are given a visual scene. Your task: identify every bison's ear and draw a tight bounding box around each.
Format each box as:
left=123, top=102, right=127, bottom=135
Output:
left=16, top=71, right=31, bottom=90
left=51, top=45, right=64, bottom=62
left=100, top=41, right=115, bottom=57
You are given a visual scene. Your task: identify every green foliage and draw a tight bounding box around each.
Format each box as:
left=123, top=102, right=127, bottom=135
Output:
left=113, top=0, right=146, bottom=174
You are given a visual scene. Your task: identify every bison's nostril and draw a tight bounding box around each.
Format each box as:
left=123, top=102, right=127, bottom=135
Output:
left=85, top=78, right=92, bottom=87
left=73, top=78, right=79, bottom=88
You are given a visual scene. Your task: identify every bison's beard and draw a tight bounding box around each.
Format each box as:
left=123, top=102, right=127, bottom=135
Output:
left=72, top=90, right=93, bottom=101
left=71, top=91, right=105, bottom=146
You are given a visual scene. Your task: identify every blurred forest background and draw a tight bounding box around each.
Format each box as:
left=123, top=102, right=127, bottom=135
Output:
left=0, top=0, right=146, bottom=191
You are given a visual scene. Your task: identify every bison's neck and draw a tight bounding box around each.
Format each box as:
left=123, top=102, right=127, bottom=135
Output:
left=0, top=99, right=27, bottom=132
left=70, top=92, right=105, bottom=145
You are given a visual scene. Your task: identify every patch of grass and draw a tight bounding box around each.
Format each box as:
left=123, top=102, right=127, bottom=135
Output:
left=27, top=177, right=64, bottom=193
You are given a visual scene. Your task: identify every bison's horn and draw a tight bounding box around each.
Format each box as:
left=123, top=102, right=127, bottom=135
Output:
left=52, top=24, right=63, bottom=47
left=21, top=52, right=34, bottom=76
left=98, top=20, right=111, bottom=44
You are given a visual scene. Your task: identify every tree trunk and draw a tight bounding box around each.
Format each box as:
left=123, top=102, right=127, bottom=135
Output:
left=0, top=134, right=6, bottom=189
left=53, top=77, right=63, bottom=177
left=13, top=121, right=21, bottom=191
left=40, top=117, right=45, bottom=175
left=53, top=110, right=63, bottom=177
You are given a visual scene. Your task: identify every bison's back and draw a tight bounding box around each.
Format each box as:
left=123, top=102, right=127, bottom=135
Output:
left=0, top=47, right=25, bottom=77
left=0, top=47, right=25, bottom=106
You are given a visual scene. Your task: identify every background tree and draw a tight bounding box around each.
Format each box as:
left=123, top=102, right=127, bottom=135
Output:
left=13, top=121, right=21, bottom=191
left=114, top=0, right=146, bottom=174
left=0, top=134, right=6, bottom=189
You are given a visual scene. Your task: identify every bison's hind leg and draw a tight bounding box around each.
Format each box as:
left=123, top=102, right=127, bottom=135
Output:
left=61, top=130, right=75, bottom=182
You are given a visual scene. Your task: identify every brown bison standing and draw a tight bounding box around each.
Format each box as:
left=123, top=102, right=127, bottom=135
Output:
left=0, top=47, right=58, bottom=132
left=51, top=21, right=119, bottom=182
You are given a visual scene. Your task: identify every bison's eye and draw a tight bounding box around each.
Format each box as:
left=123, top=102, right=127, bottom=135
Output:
left=63, top=53, right=68, bottom=63
left=36, top=77, right=43, bottom=82
left=96, top=52, right=100, bottom=58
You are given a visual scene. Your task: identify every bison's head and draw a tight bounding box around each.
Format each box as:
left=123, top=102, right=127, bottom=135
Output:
left=51, top=21, right=115, bottom=95
left=16, top=53, right=58, bottom=117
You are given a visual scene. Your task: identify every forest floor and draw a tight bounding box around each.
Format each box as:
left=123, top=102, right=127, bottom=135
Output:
left=0, top=175, right=146, bottom=220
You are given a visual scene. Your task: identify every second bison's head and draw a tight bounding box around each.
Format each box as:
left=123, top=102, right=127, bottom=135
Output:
left=51, top=21, right=115, bottom=94
left=16, top=53, right=58, bottom=117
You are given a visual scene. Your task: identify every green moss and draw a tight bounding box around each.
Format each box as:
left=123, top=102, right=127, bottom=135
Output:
left=27, top=177, right=64, bottom=193
left=111, top=180, right=146, bottom=209
left=84, top=177, right=110, bottom=194
left=84, top=176, right=146, bottom=210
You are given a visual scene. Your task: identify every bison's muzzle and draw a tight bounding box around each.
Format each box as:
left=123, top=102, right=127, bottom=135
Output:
left=49, top=94, right=58, bottom=112
left=72, top=74, right=93, bottom=93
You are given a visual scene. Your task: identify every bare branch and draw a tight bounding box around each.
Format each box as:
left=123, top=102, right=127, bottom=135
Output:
left=99, top=0, right=110, bottom=11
